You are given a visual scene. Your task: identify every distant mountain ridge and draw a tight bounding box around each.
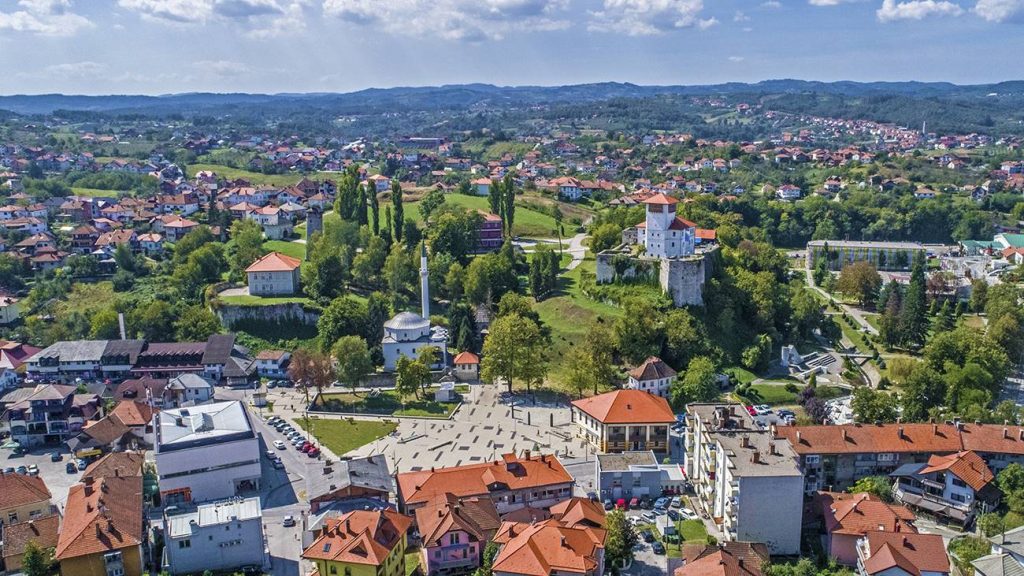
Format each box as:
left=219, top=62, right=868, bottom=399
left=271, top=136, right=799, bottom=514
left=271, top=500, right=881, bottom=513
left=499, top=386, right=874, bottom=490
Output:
left=3, top=80, right=1024, bottom=115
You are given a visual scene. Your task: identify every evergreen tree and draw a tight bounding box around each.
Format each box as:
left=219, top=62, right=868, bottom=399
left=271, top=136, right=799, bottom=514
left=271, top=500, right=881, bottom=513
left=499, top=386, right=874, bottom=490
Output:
left=502, top=173, right=516, bottom=237
left=391, top=180, right=404, bottom=244
left=488, top=178, right=501, bottom=215
left=369, top=184, right=380, bottom=235
left=900, top=252, right=929, bottom=348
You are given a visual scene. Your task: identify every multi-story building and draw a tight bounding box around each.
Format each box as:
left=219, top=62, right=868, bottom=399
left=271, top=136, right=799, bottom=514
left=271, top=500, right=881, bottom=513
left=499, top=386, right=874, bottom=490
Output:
left=625, top=356, right=677, bottom=398
left=570, top=390, right=675, bottom=454
left=806, top=240, right=926, bottom=271
left=254, top=350, right=290, bottom=378
left=396, top=452, right=574, bottom=516
left=775, top=422, right=1024, bottom=495
left=302, top=509, right=412, bottom=576
left=245, top=251, right=301, bottom=296
left=595, top=451, right=687, bottom=502
left=476, top=212, right=503, bottom=252
left=162, top=496, right=268, bottom=575
left=711, top=432, right=803, bottom=555
left=490, top=512, right=606, bottom=576
left=3, top=384, right=102, bottom=447
left=674, top=542, right=770, bottom=576
left=818, top=492, right=917, bottom=566
left=55, top=475, right=145, bottom=576
left=416, top=494, right=501, bottom=576
left=684, top=404, right=759, bottom=502
left=0, top=472, right=53, bottom=526
left=154, top=401, right=261, bottom=505
left=890, top=450, right=1001, bottom=525
left=635, top=194, right=695, bottom=259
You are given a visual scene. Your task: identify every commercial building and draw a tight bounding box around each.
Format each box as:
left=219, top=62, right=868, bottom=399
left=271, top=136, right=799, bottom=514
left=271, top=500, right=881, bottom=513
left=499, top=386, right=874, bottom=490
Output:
left=55, top=475, right=145, bottom=576
left=594, top=451, right=686, bottom=501
left=570, top=390, right=675, bottom=454
left=245, top=251, right=301, bottom=296
left=806, top=240, right=927, bottom=271
left=162, top=496, right=268, bottom=575
left=154, top=401, right=261, bottom=505
left=711, top=432, right=803, bottom=555
left=396, top=452, right=574, bottom=516
left=302, top=509, right=412, bottom=576
left=3, top=384, right=102, bottom=448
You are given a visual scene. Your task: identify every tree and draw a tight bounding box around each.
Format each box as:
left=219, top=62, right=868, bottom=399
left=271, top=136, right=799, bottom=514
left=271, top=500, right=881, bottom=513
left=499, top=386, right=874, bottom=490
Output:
left=899, top=363, right=943, bottom=422
left=553, top=205, right=564, bottom=255
left=590, top=223, right=621, bottom=253
left=391, top=180, right=404, bottom=244
left=317, top=297, right=370, bottom=351
left=970, top=278, right=989, bottom=313
left=333, top=335, right=373, bottom=393
left=481, top=314, right=547, bottom=394
left=21, top=541, right=56, bottom=576
left=229, top=218, right=265, bottom=282
left=604, top=509, right=637, bottom=568
left=430, top=210, right=482, bottom=263
left=473, top=541, right=500, bottom=576
left=174, top=305, right=221, bottom=342
left=670, top=356, right=719, bottom=409
left=977, top=512, right=1006, bottom=538
left=847, top=476, right=893, bottom=501
left=134, top=300, right=175, bottom=341
left=369, top=185, right=380, bottom=235
left=90, top=308, right=121, bottom=339
left=419, top=187, right=446, bottom=224
left=614, top=298, right=663, bottom=365
left=900, top=252, right=929, bottom=348
left=790, top=285, right=825, bottom=340
left=835, top=261, right=882, bottom=307
left=395, top=355, right=431, bottom=400
left=502, top=173, right=516, bottom=236
left=172, top=225, right=215, bottom=265
left=288, top=349, right=335, bottom=404
left=851, top=387, right=899, bottom=423
left=565, top=347, right=600, bottom=400
left=303, top=250, right=346, bottom=303
left=488, top=178, right=501, bottom=215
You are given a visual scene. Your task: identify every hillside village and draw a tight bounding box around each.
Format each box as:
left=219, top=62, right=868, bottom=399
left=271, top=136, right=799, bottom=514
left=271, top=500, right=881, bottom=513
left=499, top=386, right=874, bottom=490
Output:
left=0, top=92, right=1021, bottom=576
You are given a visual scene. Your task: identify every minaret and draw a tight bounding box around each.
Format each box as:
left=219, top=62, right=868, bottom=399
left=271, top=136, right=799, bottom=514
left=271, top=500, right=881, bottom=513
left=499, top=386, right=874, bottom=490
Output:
left=420, top=243, right=429, bottom=320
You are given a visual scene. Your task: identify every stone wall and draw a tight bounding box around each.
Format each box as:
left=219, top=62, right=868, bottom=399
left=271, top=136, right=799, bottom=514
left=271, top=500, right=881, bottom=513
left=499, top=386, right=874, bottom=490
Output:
left=216, top=302, right=321, bottom=328
left=595, top=246, right=719, bottom=307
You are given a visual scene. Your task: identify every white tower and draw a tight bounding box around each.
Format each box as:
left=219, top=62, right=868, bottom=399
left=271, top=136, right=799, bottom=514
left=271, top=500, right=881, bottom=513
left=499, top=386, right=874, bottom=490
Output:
left=420, top=243, right=429, bottom=320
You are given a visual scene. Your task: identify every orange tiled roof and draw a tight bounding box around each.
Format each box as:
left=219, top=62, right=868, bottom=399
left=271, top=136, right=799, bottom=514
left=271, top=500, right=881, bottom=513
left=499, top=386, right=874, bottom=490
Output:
left=55, top=476, right=144, bottom=561
left=1, top=514, right=61, bottom=568
left=675, top=542, right=770, bottom=576
left=396, top=453, right=573, bottom=508
left=571, top=390, right=675, bottom=425
left=781, top=422, right=1024, bottom=457
left=628, top=357, right=676, bottom=382
left=246, top=251, right=301, bottom=273
left=82, top=451, right=145, bottom=481
left=491, top=518, right=604, bottom=576
left=453, top=351, right=480, bottom=365
left=0, top=472, right=51, bottom=511
left=643, top=193, right=679, bottom=205
left=415, top=493, right=500, bottom=548
left=919, top=451, right=994, bottom=492
left=862, top=531, right=950, bottom=576
left=301, top=509, right=412, bottom=566
left=109, top=400, right=156, bottom=427
left=820, top=492, right=916, bottom=537
left=549, top=498, right=606, bottom=529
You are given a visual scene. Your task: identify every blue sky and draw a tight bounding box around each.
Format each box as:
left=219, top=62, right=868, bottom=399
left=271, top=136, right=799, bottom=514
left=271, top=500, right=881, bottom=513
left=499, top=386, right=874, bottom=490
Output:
left=0, top=0, right=1022, bottom=95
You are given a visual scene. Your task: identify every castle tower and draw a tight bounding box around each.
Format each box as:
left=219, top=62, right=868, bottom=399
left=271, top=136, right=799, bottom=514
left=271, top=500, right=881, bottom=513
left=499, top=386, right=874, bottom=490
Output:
left=420, top=243, right=429, bottom=320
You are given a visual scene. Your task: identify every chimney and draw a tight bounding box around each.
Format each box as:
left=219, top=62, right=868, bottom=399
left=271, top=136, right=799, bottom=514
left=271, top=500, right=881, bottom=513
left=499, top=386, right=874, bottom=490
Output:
left=933, top=424, right=938, bottom=435
left=796, top=431, right=802, bottom=444
left=524, top=449, right=531, bottom=461
left=751, top=451, right=761, bottom=464
left=898, top=426, right=904, bottom=440
left=561, top=536, right=567, bottom=547
left=741, top=436, right=750, bottom=448
left=770, top=443, right=777, bottom=456
left=842, top=429, right=848, bottom=442
left=738, top=559, right=745, bottom=568
left=438, top=510, right=444, bottom=517
left=1005, top=428, right=1010, bottom=440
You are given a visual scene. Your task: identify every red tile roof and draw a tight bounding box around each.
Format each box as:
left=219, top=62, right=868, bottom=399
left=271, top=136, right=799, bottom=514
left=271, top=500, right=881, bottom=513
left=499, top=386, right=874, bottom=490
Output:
left=862, top=531, right=950, bottom=576
left=571, top=390, right=675, bottom=425
left=675, top=542, right=770, bottom=576
left=643, top=193, right=679, bottom=205
left=919, top=451, right=994, bottom=492
left=628, top=357, right=676, bottom=382
left=415, top=494, right=501, bottom=548
left=780, top=423, right=1024, bottom=457
left=55, top=476, right=144, bottom=561
left=492, top=518, right=605, bottom=576
left=820, top=492, right=916, bottom=537
left=453, top=351, right=480, bottom=365
left=246, top=251, right=301, bottom=273
left=1, top=514, right=61, bottom=570
left=0, top=472, right=51, bottom=512
left=301, top=509, right=412, bottom=566
left=396, top=453, right=573, bottom=508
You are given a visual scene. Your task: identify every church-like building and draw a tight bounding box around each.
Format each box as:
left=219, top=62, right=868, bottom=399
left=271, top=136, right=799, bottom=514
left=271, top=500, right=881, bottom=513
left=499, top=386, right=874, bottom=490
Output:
left=381, top=245, right=448, bottom=371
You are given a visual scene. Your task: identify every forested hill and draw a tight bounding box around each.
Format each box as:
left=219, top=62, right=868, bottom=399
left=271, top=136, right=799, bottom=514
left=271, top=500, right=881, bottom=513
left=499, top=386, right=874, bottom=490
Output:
left=3, top=80, right=1024, bottom=115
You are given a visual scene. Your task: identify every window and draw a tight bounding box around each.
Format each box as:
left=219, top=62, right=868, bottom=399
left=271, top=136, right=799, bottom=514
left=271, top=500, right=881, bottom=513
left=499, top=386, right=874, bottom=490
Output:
left=7, top=513, right=17, bottom=523
left=952, top=478, right=968, bottom=488
left=179, top=540, right=191, bottom=549
left=951, top=492, right=967, bottom=503
left=330, top=567, right=337, bottom=575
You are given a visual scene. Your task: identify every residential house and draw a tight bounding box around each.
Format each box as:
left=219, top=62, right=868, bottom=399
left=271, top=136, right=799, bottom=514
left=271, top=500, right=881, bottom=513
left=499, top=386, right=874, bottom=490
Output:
left=396, top=452, right=574, bottom=516
left=3, top=384, right=102, bottom=448
left=0, top=295, right=21, bottom=325
left=477, top=212, right=503, bottom=252
left=246, top=251, right=301, bottom=296
left=626, top=356, right=677, bottom=398
left=674, top=542, right=770, bottom=576
left=0, top=472, right=53, bottom=527
left=471, top=178, right=492, bottom=196
left=301, top=509, right=412, bottom=576
left=163, top=373, right=215, bottom=407
left=70, top=225, right=100, bottom=254
left=974, top=525, right=1024, bottom=576
left=416, top=494, right=501, bottom=576
left=857, top=531, right=950, bottom=576
left=80, top=451, right=146, bottom=482
left=162, top=216, right=199, bottom=242
left=308, top=454, right=394, bottom=515
left=154, top=401, right=261, bottom=504
left=490, top=512, right=606, bottom=576
left=818, top=492, right=917, bottom=566
left=255, top=350, right=290, bottom=379
left=0, top=514, right=61, bottom=573
left=55, top=475, right=145, bottom=576
left=368, top=174, right=392, bottom=193
left=776, top=185, right=802, bottom=200
left=452, top=351, right=480, bottom=382
left=66, top=400, right=156, bottom=454
left=162, top=496, right=268, bottom=575
left=114, top=376, right=169, bottom=407
left=137, top=233, right=164, bottom=255
left=570, top=390, right=675, bottom=454
left=890, top=450, right=1001, bottom=525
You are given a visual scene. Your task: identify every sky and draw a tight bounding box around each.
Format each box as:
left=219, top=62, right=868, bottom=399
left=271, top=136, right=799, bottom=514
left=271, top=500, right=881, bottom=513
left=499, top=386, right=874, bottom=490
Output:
left=0, top=0, right=1023, bottom=95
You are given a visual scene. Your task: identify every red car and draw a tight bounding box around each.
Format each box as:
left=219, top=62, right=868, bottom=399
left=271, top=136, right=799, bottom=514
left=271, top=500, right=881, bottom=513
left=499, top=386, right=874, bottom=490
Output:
left=307, top=448, right=320, bottom=458
left=615, top=498, right=626, bottom=510
left=300, top=442, right=313, bottom=452
left=745, top=405, right=757, bottom=416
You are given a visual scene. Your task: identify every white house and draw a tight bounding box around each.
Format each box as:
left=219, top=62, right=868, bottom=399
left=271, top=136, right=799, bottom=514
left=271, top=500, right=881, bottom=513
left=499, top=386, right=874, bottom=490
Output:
left=255, top=350, right=290, bottom=378
left=776, top=184, right=802, bottom=200
left=471, top=177, right=492, bottom=196
left=626, top=356, right=677, bottom=398
left=162, top=496, right=269, bottom=575
left=245, top=252, right=301, bottom=296
left=634, top=193, right=695, bottom=259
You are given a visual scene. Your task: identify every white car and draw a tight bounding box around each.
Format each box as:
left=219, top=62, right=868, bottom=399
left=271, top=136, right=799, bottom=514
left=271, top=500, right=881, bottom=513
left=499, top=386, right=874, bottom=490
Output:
left=273, top=440, right=286, bottom=450
left=283, top=515, right=296, bottom=527
left=679, top=508, right=699, bottom=520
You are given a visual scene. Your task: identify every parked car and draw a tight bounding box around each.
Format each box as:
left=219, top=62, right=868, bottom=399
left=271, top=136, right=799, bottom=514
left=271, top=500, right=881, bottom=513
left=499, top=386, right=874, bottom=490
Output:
left=50, top=452, right=62, bottom=462
left=76, top=459, right=87, bottom=470
left=641, top=512, right=656, bottom=524
left=273, top=440, right=286, bottom=450
left=307, top=448, right=320, bottom=458
left=680, top=508, right=699, bottom=520
left=3, top=467, right=14, bottom=474
left=603, top=499, right=614, bottom=511
left=652, top=541, right=666, bottom=555
left=26, top=464, right=38, bottom=476
left=283, top=515, right=296, bottom=527
left=777, top=409, right=795, bottom=419
left=15, top=466, right=27, bottom=475
left=615, top=499, right=627, bottom=510
left=629, top=497, right=640, bottom=510
left=654, top=497, right=670, bottom=510
left=265, top=450, right=278, bottom=460
left=66, top=461, right=77, bottom=473
left=639, top=497, right=653, bottom=510
left=667, top=510, right=681, bottom=521
left=745, top=405, right=757, bottom=416
left=670, top=496, right=683, bottom=508
left=272, top=459, right=285, bottom=469
left=641, top=530, right=655, bottom=543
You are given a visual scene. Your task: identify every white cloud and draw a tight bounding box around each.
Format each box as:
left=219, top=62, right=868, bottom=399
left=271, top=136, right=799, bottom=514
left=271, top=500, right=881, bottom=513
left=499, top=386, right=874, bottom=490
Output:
left=17, top=60, right=108, bottom=79
left=116, top=0, right=215, bottom=22
left=0, top=0, right=92, bottom=36
left=194, top=59, right=251, bottom=76
left=118, top=0, right=306, bottom=29
left=760, top=1, right=782, bottom=7
left=322, top=0, right=569, bottom=41
left=877, top=0, right=963, bottom=20
left=588, top=0, right=709, bottom=35
left=973, top=0, right=1024, bottom=21
left=808, top=0, right=857, bottom=5
left=734, top=10, right=750, bottom=20
left=728, top=55, right=745, bottom=62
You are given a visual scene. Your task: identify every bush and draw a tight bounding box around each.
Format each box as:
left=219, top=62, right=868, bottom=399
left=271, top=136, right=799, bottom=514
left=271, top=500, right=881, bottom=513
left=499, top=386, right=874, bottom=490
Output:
left=784, top=383, right=799, bottom=393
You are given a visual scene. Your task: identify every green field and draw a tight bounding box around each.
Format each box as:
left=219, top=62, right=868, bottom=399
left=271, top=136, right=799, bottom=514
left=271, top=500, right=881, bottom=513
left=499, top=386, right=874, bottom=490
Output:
left=262, top=240, right=307, bottom=261
left=316, top=386, right=468, bottom=418
left=72, top=187, right=121, bottom=198
left=740, top=383, right=846, bottom=405
left=219, top=294, right=312, bottom=306
left=186, top=163, right=339, bottom=187
left=296, top=417, right=397, bottom=456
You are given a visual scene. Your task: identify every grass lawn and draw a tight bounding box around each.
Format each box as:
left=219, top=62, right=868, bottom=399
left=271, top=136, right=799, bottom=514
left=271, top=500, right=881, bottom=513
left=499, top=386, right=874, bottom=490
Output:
left=316, top=386, right=468, bottom=418
left=71, top=186, right=120, bottom=198
left=186, top=163, right=338, bottom=187
left=219, top=294, right=313, bottom=306
left=296, top=417, right=397, bottom=456
left=678, top=519, right=710, bottom=543
left=648, top=519, right=711, bottom=559
left=724, top=367, right=758, bottom=385
left=405, top=550, right=422, bottom=576
left=262, top=239, right=307, bottom=261
left=864, top=314, right=880, bottom=330
left=741, top=383, right=846, bottom=406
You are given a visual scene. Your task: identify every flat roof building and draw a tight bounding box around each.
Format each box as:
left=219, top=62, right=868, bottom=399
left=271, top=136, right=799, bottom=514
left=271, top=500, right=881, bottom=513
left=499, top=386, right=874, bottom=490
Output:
left=162, top=496, right=268, bottom=575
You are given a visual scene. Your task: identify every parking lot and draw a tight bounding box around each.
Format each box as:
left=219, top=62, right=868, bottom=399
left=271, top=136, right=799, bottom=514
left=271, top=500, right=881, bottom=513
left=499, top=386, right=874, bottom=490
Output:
left=616, top=496, right=703, bottom=576
left=0, top=444, right=92, bottom=512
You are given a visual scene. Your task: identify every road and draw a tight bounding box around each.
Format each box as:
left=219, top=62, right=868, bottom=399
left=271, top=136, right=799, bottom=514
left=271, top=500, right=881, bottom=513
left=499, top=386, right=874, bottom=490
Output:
left=565, top=232, right=587, bottom=271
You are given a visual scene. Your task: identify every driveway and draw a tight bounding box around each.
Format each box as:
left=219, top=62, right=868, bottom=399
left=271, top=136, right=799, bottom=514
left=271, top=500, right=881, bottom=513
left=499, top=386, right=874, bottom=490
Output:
left=565, top=233, right=587, bottom=271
